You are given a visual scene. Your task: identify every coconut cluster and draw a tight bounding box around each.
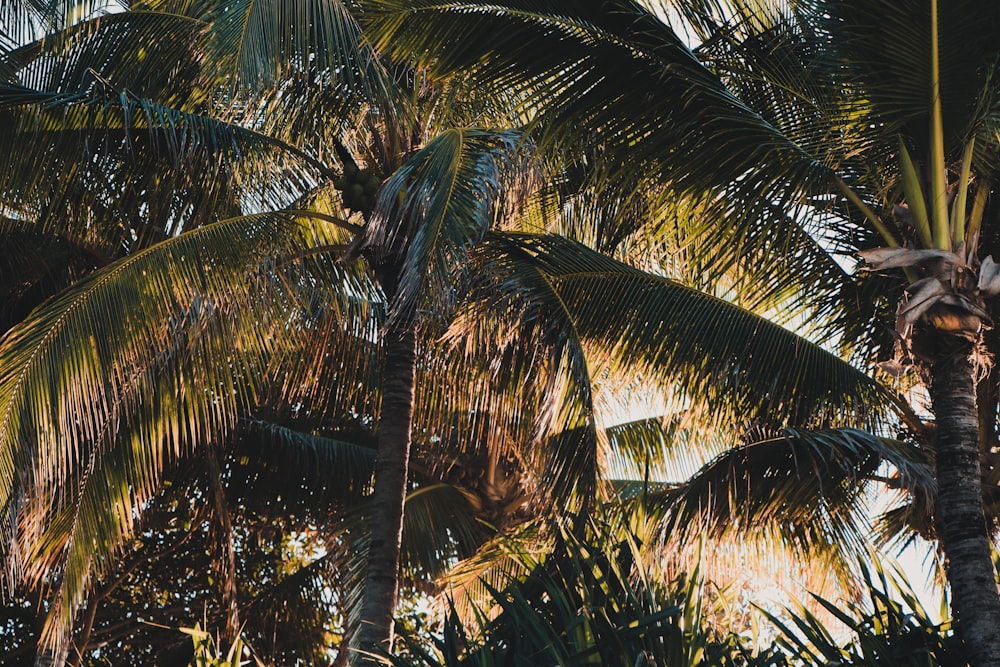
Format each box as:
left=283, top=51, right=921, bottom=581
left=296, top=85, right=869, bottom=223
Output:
left=335, top=163, right=382, bottom=214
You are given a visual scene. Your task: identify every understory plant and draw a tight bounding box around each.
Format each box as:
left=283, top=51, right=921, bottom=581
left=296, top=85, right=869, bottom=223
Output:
left=766, top=560, right=965, bottom=666
left=386, top=519, right=785, bottom=667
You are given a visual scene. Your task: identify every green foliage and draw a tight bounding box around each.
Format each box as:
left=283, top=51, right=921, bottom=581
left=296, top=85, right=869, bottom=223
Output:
left=6, top=0, right=997, bottom=661
left=387, top=521, right=785, bottom=667
left=766, top=561, right=965, bottom=666
left=182, top=622, right=264, bottom=667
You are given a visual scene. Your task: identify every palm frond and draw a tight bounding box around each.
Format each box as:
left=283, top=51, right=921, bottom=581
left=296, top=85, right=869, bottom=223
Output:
left=163, top=0, right=401, bottom=109
left=361, top=128, right=535, bottom=324
left=433, top=520, right=546, bottom=625
left=363, top=0, right=833, bottom=236
left=227, top=420, right=378, bottom=511
left=442, top=233, right=604, bottom=511
left=461, top=233, right=893, bottom=435
left=823, top=0, right=1000, bottom=155
left=4, top=10, right=207, bottom=101
left=767, top=556, right=960, bottom=666
left=0, top=212, right=357, bottom=651
left=391, top=516, right=765, bottom=667
left=602, top=416, right=719, bottom=484
left=0, top=224, right=99, bottom=332
left=238, top=547, right=347, bottom=662
left=0, top=79, right=331, bottom=244
left=644, top=428, right=931, bottom=580
left=401, top=483, right=485, bottom=583
left=0, top=0, right=123, bottom=48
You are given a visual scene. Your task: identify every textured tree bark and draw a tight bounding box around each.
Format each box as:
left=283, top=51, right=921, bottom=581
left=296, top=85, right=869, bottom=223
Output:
left=929, top=351, right=1000, bottom=667
left=353, top=318, right=418, bottom=665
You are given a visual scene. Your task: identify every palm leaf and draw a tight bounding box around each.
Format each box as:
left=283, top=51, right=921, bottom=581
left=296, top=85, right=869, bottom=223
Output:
left=823, top=0, right=1000, bottom=154
left=0, top=212, right=357, bottom=650
left=228, top=420, right=378, bottom=510
left=0, top=225, right=99, bottom=332
left=433, top=520, right=546, bottom=626
left=401, top=483, right=485, bottom=583
left=360, top=128, right=535, bottom=324
left=644, top=428, right=932, bottom=580
left=362, top=0, right=833, bottom=238
left=0, top=0, right=122, bottom=48
left=4, top=10, right=207, bottom=100
left=602, top=415, right=716, bottom=485
left=443, top=234, right=604, bottom=511
left=149, top=0, right=401, bottom=110
left=0, top=79, right=332, bottom=245
left=463, top=233, right=893, bottom=434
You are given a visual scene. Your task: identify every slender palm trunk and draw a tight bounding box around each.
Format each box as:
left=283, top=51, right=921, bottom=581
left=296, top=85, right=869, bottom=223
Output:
left=354, top=316, right=418, bottom=665
left=928, top=351, right=1000, bottom=666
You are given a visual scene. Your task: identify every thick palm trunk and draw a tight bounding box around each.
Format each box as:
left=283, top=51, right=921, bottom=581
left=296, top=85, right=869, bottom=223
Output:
left=928, top=351, right=1000, bottom=666
left=353, top=317, right=418, bottom=665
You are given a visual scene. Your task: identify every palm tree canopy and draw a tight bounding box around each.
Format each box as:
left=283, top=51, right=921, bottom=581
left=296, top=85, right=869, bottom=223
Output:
left=7, top=0, right=993, bottom=658
left=364, top=0, right=1000, bottom=338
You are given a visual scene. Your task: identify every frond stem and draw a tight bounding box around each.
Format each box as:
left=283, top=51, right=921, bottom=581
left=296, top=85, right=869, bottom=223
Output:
left=284, top=209, right=364, bottom=235
left=952, top=138, right=976, bottom=245
left=966, top=179, right=990, bottom=258
left=929, top=0, right=950, bottom=249
left=835, top=177, right=899, bottom=247
left=277, top=244, right=351, bottom=266
left=887, top=391, right=929, bottom=437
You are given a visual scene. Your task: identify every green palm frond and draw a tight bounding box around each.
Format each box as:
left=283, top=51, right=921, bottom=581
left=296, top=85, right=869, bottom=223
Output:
left=0, top=80, right=332, bottom=244
left=147, top=0, right=401, bottom=110
left=433, top=520, right=546, bottom=625
left=766, top=557, right=960, bottom=666
left=0, top=212, right=357, bottom=650
left=363, top=0, right=831, bottom=228
left=252, top=238, right=384, bottom=432
left=0, top=0, right=122, bottom=48
left=228, top=420, right=377, bottom=510
left=644, top=428, right=931, bottom=570
left=361, top=128, right=535, bottom=323
left=694, top=6, right=847, bottom=166
left=4, top=10, right=206, bottom=100
left=514, top=164, right=857, bottom=352
left=390, top=517, right=764, bottom=667
left=443, top=233, right=602, bottom=511
left=602, top=416, right=717, bottom=485
left=824, top=0, right=1000, bottom=154
left=0, top=225, right=99, bottom=332
left=461, top=233, right=892, bottom=435
left=401, top=483, right=485, bottom=582
left=411, top=330, right=541, bottom=479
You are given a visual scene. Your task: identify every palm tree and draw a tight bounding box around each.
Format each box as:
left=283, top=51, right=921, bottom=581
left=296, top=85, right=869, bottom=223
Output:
left=0, top=2, right=604, bottom=663
left=361, top=0, right=1000, bottom=663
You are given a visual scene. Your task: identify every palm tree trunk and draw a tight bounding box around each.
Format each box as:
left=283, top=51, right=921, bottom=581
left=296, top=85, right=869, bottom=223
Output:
left=929, top=351, right=1000, bottom=666
left=354, top=316, right=418, bottom=665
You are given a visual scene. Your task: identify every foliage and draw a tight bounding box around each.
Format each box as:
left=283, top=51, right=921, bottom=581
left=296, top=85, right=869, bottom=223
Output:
left=0, top=448, right=352, bottom=666
left=4, top=0, right=997, bottom=662
left=182, top=622, right=264, bottom=667
left=386, top=520, right=786, bottom=667
left=766, top=560, right=966, bottom=667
